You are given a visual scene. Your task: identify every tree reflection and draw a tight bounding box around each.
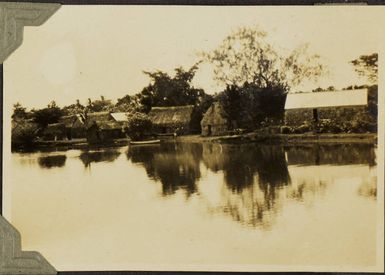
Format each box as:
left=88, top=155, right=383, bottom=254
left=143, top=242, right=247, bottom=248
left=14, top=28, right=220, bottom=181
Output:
left=285, top=144, right=376, bottom=166
left=126, top=141, right=376, bottom=228
left=79, top=150, right=121, bottom=168
left=127, top=143, right=202, bottom=197
left=38, top=155, right=67, bottom=169
left=201, top=143, right=291, bottom=228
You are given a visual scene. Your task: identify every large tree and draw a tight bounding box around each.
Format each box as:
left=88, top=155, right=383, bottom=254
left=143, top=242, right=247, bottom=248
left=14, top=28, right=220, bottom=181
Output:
left=86, top=96, right=114, bottom=113
left=350, top=53, right=378, bottom=85
left=139, top=64, right=205, bottom=111
left=12, top=102, right=28, bottom=121
left=201, top=26, right=325, bottom=128
left=31, top=101, right=64, bottom=128
left=62, top=99, right=85, bottom=116
left=201, top=26, right=324, bottom=91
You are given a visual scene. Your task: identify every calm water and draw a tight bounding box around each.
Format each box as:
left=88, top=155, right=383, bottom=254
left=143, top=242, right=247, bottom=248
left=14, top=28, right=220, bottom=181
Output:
left=6, top=142, right=378, bottom=271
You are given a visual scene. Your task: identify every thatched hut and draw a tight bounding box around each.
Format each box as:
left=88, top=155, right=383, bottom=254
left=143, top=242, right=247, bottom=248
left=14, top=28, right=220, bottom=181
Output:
left=58, top=114, right=86, bottom=139
left=85, top=112, right=126, bottom=143
left=148, top=105, right=194, bottom=135
left=42, top=123, right=67, bottom=141
left=201, top=102, right=229, bottom=136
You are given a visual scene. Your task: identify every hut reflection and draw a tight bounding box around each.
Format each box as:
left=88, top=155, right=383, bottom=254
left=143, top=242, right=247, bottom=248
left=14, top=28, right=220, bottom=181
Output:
left=127, top=143, right=202, bottom=197
left=38, top=155, right=67, bottom=169
left=79, top=149, right=121, bottom=168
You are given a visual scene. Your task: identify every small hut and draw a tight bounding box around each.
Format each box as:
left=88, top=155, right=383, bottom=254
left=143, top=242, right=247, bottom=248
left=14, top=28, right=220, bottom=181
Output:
left=284, top=89, right=368, bottom=127
left=148, top=105, right=194, bottom=135
left=42, top=123, right=67, bottom=141
left=59, top=114, right=86, bottom=139
left=201, top=102, right=229, bottom=136
left=85, top=112, right=126, bottom=143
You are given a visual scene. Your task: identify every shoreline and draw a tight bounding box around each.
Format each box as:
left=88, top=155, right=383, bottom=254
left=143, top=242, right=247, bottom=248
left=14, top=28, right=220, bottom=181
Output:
left=12, top=133, right=377, bottom=152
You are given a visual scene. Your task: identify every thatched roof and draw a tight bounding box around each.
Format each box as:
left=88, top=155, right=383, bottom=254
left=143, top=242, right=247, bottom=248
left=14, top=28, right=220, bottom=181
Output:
left=285, top=89, right=368, bottom=110
left=59, top=115, right=85, bottom=128
left=44, top=123, right=66, bottom=135
left=148, top=105, right=194, bottom=126
left=201, top=102, right=228, bottom=126
left=85, top=112, right=122, bottom=130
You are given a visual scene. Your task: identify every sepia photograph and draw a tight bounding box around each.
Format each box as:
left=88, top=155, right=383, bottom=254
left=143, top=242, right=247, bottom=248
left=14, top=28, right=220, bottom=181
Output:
left=1, top=4, right=384, bottom=273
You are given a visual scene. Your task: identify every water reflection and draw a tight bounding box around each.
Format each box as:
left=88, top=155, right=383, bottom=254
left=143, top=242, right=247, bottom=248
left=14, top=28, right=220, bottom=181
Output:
left=127, top=142, right=376, bottom=228
left=38, top=155, right=67, bottom=169
left=79, top=149, right=121, bottom=168
left=202, top=144, right=290, bottom=192
left=285, top=144, right=376, bottom=166
left=127, top=143, right=202, bottom=196
left=20, top=142, right=377, bottom=229
left=358, top=173, right=377, bottom=199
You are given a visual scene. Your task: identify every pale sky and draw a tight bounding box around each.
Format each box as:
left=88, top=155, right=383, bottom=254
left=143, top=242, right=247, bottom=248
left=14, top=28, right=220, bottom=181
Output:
left=4, top=5, right=384, bottom=109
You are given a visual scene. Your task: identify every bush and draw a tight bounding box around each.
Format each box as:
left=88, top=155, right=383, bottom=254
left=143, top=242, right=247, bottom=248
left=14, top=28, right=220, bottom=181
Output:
left=281, top=123, right=312, bottom=134
left=12, top=120, right=38, bottom=146
left=125, top=112, right=152, bottom=141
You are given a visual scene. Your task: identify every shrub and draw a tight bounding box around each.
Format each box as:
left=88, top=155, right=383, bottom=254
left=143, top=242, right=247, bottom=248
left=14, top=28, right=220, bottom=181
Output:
left=12, top=120, right=38, bottom=146
left=125, top=112, right=153, bottom=141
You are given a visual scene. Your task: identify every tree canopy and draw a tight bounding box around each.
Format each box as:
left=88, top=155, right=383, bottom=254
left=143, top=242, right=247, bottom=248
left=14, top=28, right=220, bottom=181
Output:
left=31, top=101, right=64, bottom=128
left=350, top=53, right=378, bottom=84
left=139, top=64, right=205, bottom=112
left=201, top=26, right=325, bottom=91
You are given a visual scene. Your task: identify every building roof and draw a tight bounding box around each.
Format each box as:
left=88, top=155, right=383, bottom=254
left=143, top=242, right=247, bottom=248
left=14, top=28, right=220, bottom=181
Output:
left=44, top=123, right=66, bottom=135
left=285, top=89, right=368, bottom=110
left=59, top=115, right=76, bottom=128
left=110, top=112, right=129, bottom=122
left=59, top=114, right=85, bottom=128
left=148, top=105, right=194, bottom=126
left=85, top=112, right=121, bottom=130
left=201, top=102, right=228, bottom=126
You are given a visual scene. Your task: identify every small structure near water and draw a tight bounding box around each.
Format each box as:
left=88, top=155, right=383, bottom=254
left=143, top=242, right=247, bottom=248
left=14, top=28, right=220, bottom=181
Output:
left=42, top=123, right=67, bottom=141
left=85, top=112, right=127, bottom=144
left=284, top=89, right=368, bottom=127
left=148, top=105, right=194, bottom=135
left=201, top=102, right=229, bottom=136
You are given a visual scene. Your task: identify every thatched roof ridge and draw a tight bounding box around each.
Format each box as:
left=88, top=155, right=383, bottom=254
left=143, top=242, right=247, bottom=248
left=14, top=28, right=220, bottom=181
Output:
left=44, top=123, right=66, bottom=134
left=148, top=105, right=194, bottom=126
left=85, top=112, right=122, bottom=130
left=201, top=102, right=227, bottom=126
left=59, top=115, right=77, bottom=128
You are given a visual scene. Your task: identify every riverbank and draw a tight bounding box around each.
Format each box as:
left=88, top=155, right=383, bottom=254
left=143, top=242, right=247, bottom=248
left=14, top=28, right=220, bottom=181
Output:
left=177, top=132, right=377, bottom=145
left=12, top=138, right=130, bottom=152
left=12, top=132, right=377, bottom=152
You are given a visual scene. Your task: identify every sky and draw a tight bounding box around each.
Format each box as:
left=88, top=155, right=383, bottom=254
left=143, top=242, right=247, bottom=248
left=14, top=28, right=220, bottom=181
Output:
left=4, top=5, right=384, bottom=109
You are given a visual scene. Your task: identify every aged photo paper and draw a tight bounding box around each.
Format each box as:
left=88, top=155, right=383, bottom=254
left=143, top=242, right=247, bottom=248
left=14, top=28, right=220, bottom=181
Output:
left=2, top=5, right=385, bottom=272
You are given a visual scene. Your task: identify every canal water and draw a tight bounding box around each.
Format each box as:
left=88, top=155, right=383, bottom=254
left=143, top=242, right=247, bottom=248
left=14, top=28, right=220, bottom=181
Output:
left=5, top=142, right=378, bottom=271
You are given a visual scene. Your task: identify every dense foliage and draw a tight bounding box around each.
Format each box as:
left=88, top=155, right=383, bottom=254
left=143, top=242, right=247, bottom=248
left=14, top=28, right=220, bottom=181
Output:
left=125, top=112, right=153, bottom=141
left=350, top=53, right=378, bottom=85
left=31, top=101, right=64, bottom=128
left=11, top=120, right=39, bottom=147
left=201, top=27, right=325, bottom=90
left=201, top=26, right=324, bottom=130
left=139, top=64, right=205, bottom=112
